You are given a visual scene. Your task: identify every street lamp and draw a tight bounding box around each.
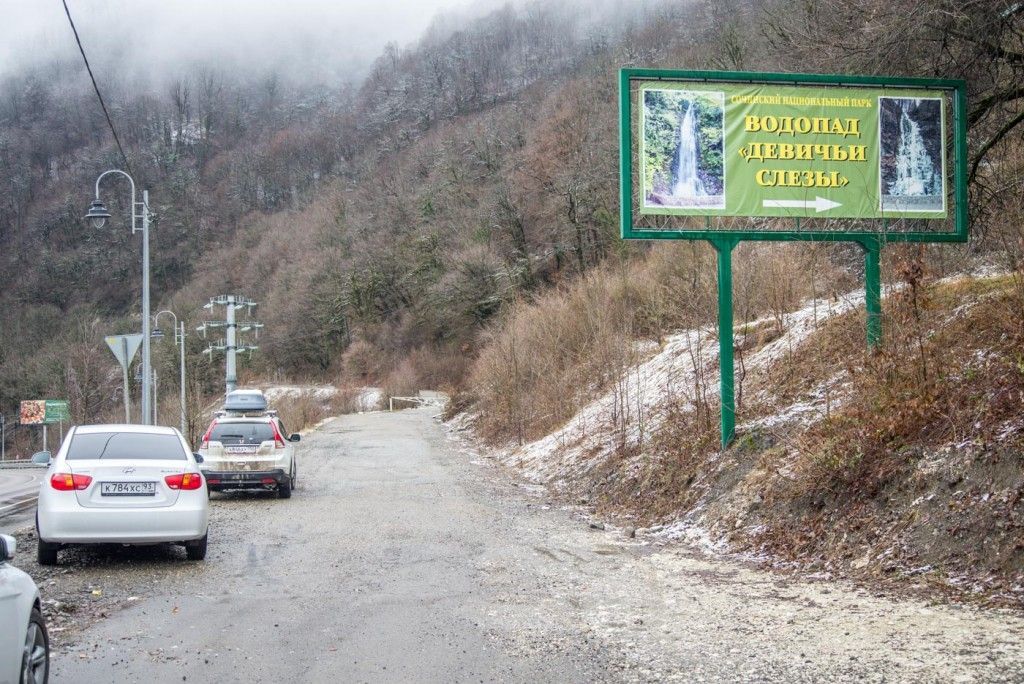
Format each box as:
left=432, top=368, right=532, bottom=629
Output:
left=84, top=199, right=111, bottom=229
left=153, top=310, right=187, bottom=434
left=86, top=169, right=153, bottom=425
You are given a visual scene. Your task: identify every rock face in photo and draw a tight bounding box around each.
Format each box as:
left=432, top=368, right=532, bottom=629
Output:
left=879, top=97, right=944, bottom=211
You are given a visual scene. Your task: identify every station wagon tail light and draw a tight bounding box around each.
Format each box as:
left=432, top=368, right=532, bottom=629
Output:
left=270, top=421, right=286, bottom=449
left=165, top=473, right=203, bottom=490
left=200, top=421, right=216, bottom=449
left=51, top=473, right=92, bottom=491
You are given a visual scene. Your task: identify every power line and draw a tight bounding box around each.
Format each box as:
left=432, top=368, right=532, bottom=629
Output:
left=61, top=0, right=133, bottom=176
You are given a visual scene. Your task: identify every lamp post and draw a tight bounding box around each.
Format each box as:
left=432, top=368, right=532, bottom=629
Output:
left=153, top=310, right=187, bottom=434
left=85, top=170, right=153, bottom=425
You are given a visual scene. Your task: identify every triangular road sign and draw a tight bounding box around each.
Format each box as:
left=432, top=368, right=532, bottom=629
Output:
left=105, top=334, right=143, bottom=370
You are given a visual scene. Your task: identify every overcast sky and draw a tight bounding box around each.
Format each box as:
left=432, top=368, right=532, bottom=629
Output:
left=0, top=0, right=491, bottom=84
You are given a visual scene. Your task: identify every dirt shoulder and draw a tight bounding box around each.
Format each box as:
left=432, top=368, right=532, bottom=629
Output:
left=453, top=426, right=1024, bottom=682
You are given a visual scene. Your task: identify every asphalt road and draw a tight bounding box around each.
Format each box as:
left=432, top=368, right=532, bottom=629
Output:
left=0, top=467, right=43, bottom=531
left=27, top=407, right=1024, bottom=682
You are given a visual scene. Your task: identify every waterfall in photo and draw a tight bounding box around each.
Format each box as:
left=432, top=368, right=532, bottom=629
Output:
left=671, top=101, right=705, bottom=198
left=890, top=100, right=936, bottom=196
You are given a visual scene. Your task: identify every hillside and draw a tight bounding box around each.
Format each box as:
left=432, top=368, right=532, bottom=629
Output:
left=2, top=1, right=1023, bottom=475
left=455, top=262, right=1024, bottom=606
left=0, top=0, right=676, bottom=432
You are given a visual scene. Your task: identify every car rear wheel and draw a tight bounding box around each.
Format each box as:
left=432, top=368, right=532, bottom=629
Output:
left=21, top=607, right=49, bottom=684
left=36, top=540, right=58, bottom=566
left=278, top=477, right=292, bottom=499
left=185, top=533, right=207, bottom=561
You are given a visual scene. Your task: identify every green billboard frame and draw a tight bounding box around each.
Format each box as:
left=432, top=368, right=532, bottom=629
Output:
left=619, top=69, right=969, bottom=450
left=620, top=69, right=969, bottom=243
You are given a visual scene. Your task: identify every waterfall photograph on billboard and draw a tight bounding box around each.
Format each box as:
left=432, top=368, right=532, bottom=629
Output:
left=641, top=88, right=725, bottom=210
left=879, top=96, right=945, bottom=213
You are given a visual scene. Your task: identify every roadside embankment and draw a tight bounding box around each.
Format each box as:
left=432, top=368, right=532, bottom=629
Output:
left=456, top=270, right=1024, bottom=607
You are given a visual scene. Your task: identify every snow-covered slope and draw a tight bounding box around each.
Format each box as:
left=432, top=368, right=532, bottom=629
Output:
left=491, top=290, right=866, bottom=489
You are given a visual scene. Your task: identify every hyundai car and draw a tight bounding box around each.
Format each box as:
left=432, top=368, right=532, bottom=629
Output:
left=36, top=424, right=209, bottom=565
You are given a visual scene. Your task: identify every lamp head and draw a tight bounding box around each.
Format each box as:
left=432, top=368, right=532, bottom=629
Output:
left=85, top=198, right=111, bottom=229
left=151, top=328, right=165, bottom=339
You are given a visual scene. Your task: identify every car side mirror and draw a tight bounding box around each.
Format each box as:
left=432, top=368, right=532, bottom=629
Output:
left=193, top=452, right=204, bottom=464
left=30, top=451, right=51, bottom=465
left=289, top=434, right=300, bottom=443
left=0, top=534, right=15, bottom=560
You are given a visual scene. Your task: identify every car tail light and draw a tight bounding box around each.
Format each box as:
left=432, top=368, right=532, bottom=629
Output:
left=261, top=477, right=276, bottom=484
left=270, top=421, right=286, bottom=449
left=165, top=473, right=203, bottom=490
left=51, top=473, right=92, bottom=491
left=200, top=421, right=216, bottom=449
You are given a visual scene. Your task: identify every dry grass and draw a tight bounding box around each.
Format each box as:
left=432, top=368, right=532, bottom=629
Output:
left=466, top=245, right=722, bottom=444
left=466, top=243, right=851, bottom=446
left=270, top=386, right=370, bottom=431
left=274, top=391, right=329, bottom=433
left=469, top=265, right=647, bottom=445
left=327, top=387, right=372, bottom=414
left=783, top=273, right=1024, bottom=501
left=381, top=358, right=420, bottom=407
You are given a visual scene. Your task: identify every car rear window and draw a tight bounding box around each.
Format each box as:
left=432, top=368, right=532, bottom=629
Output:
left=67, top=432, right=186, bottom=461
left=209, top=422, right=275, bottom=446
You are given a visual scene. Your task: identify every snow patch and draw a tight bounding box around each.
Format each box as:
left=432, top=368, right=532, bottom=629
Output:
left=491, top=291, right=866, bottom=486
left=263, top=384, right=339, bottom=401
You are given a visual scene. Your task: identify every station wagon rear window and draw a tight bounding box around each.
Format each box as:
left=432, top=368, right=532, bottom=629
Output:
left=209, top=423, right=275, bottom=446
left=67, top=432, right=187, bottom=460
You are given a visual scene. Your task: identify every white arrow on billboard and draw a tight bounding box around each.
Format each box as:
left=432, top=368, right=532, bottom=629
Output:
left=762, top=197, right=842, bottom=213
left=105, top=334, right=143, bottom=423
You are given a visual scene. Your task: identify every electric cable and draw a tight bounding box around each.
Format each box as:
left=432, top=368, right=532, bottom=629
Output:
left=60, top=0, right=133, bottom=176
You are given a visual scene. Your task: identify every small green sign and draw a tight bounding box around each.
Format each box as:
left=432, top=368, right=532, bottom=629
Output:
left=45, top=400, right=70, bottom=424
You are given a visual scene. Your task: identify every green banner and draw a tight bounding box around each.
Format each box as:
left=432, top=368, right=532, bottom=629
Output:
left=637, top=81, right=947, bottom=220
left=45, top=400, right=70, bottom=423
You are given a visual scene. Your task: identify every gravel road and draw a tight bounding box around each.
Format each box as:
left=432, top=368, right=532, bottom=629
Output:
left=7, top=407, right=1022, bottom=682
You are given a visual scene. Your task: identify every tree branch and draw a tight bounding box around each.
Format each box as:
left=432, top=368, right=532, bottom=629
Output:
left=946, top=27, right=1024, bottom=66
left=969, top=108, right=1024, bottom=183
left=969, top=86, right=1024, bottom=126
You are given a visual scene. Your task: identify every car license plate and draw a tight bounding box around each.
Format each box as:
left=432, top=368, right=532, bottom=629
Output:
left=225, top=446, right=257, bottom=454
left=100, top=481, right=156, bottom=496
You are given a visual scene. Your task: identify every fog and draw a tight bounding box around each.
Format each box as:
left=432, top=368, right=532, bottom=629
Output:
left=0, top=0, right=493, bottom=86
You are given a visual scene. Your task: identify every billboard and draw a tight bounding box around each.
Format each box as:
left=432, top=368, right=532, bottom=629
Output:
left=621, top=70, right=968, bottom=242
left=20, top=400, right=70, bottom=425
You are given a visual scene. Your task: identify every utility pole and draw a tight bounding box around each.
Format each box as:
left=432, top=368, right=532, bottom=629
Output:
left=198, top=295, right=262, bottom=396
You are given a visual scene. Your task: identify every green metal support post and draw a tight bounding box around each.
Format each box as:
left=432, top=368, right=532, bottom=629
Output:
left=712, top=238, right=738, bottom=450
left=862, top=238, right=882, bottom=349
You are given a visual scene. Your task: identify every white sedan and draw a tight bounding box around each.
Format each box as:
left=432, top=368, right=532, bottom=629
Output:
left=36, top=424, right=209, bottom=565
left=0, top=534, right=49, bottom=684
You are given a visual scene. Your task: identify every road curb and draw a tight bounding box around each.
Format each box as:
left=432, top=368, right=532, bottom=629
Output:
left=0, top=495, right=37, bottom=517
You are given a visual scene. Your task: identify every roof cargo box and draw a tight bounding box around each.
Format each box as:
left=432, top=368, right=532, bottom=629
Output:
left=223, top=389, right=268, bottom=413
